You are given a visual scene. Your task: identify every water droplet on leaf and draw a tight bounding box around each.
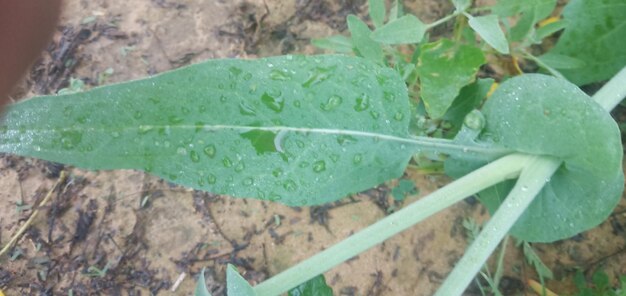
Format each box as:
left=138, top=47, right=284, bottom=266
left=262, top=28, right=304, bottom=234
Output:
left=203, top=144, right=216, bottom=158
left=313, top=160, right=326, bottom=173
left=261, top=92, right=284, bottom=112
left=321, top=95, right=343, bottom=111
left=190, top=151, right=200, bottom=163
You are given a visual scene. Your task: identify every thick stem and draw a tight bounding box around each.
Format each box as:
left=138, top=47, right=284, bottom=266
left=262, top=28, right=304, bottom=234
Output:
left=253, top=153, right=534, bottom=296
left=434, top=156, right=560, bottom=296
left=592, top=66, right=626, bottom=111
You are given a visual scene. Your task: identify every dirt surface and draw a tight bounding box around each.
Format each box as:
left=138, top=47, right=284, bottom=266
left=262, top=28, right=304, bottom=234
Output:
left=1, top=1, right=625, bottom=295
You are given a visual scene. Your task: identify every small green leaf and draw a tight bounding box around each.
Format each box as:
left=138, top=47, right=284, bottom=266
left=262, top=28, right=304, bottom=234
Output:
left=547, top=0, right=626, bottom=85
left=538, top=53, right=586, bottom=69
left=369, top=0, right=385, bottom=28
left=288, top=274, right=333, bottom=296
left=371, top=15, right=427, bottom=44
left=347, top=15, right=384, bottom=62
left=467, top=15, right=510, bottom=54
left=391, top=179, right=417, bottom=201
left=227, top=265, right=256, bottom=296
left=417, top=39, right=486, bottom=118
left=195, top=268, right=212, bottom=296
left=311, top=35, right=354, bottom=53
left=0, top=55, right=412, bottom=206
left=446, top=74, right=624, bottom=242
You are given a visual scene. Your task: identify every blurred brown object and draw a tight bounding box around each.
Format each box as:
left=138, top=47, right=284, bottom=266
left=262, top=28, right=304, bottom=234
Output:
left=0, top=0, right=62, bottom=108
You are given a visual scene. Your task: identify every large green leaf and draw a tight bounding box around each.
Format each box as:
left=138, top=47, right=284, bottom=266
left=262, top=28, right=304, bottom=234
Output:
left=446, top=74, right=624, bottom=242
left=288, top=274, right=333, bottom=296
left=416, top=39, right=486, bottom=119
left=546, top=0, right=626, bottom=85
left=0, top=55, right=412, bottom=206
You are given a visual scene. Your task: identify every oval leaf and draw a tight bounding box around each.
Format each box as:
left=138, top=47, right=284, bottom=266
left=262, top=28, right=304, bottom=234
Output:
left=417, top=39, right=486, bottom=119
left=447, top=74, right=624, bottom=242
left=0, top=55, right=412, bottom=206
left=370, top=15, right=426, bottom=44
left=467, top=15, right=510, bottom=54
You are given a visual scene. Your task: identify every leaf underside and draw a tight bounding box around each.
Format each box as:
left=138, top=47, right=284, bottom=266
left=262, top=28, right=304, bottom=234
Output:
left=446, top=74, right=624, bottom=242
left=0, top=55, right=412, bottom=206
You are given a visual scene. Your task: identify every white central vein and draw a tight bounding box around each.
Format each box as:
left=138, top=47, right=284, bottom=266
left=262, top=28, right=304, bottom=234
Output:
left=5, top=124, right=513, bottom=158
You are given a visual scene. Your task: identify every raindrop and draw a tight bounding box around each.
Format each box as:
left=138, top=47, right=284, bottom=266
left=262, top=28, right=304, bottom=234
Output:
left=354, top=94, right=370, bottom=111
left=330, top=154, right=340, bottom=163
left=521, top=186, right=528, bottom=192
left=393, top=111, right=404, bottom=121
left=272, top=168, right=283, bottom=177
left=235, top=162, right=245, bottom=172
left=133, top=111, right=143, bottom=119
left=353, top=154, right=363, bottom=164
left=293, top=100, right=301, bottom=108
left=269, top=69, right=291, bottom=81
left=177, top=147, right=188, bottom=155
left=138, top=125, right=153, bottom=134
left=274, top=130, right=288, bottom=153
left=243, top=177, right=254, bottom=186
left=220, top=95, right=227, bottom=102
left=313, top=160, right=326, bottom=173
left=299, top=161, right=310, bottom=168
left=243, top=73, right=253, bottom=80
left=261, top=92, right=284, bottom=112
left=370, top=111, right=380, bottom=119
left=190, top=151, right=200, bottom=163
left=207, top=174, right=217, bottom=184
left=239, top=101, right=257, bottom=116
left=320, top=95, right=343, bottom=111
left=203, top=144, right=216, bottom=158
left=111, top=131, right=121, bottom=138
left=222, top=157, right=233, bottom=168
left=283, top=180, right=297, bottom=192
left=302, top=66, right=335, bottom=88
left=384, top=92, right=396, bottom=102
left=268, top=194, right=282, bottom=201
left=168, top=115, right=184, bottom=124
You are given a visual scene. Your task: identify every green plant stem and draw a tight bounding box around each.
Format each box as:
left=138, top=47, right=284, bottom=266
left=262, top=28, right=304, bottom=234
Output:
left=592, top=66, right=626, bottom=111
left=434, top=156, right=561, bottom=296
left=253, top=153, right=534, bottom=296
left=427, top=12, right=463, bottom=29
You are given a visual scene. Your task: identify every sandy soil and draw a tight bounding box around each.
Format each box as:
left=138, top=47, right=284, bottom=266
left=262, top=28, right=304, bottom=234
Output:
left=1, top=1, right=625, bottom=295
